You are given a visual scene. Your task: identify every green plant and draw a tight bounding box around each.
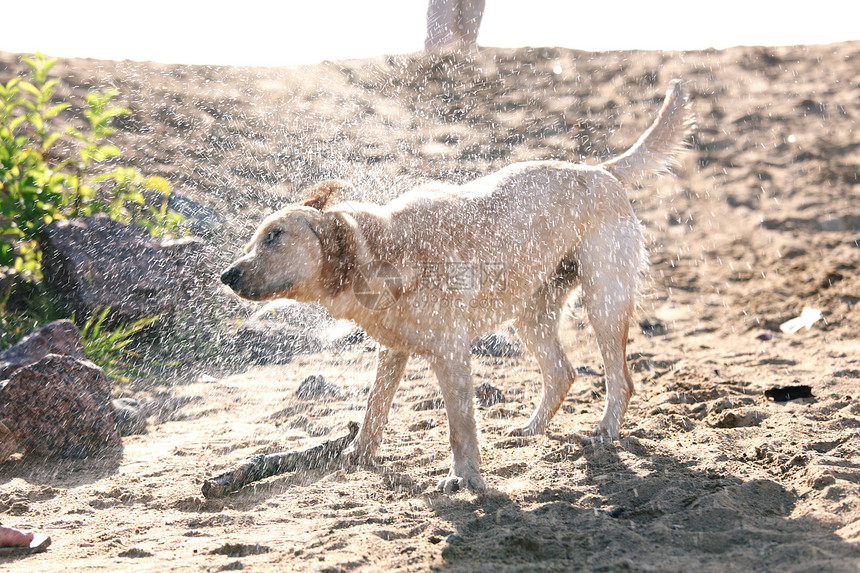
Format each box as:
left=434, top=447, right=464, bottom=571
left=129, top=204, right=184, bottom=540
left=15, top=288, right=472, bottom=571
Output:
left=79, top=307, right=159, bottom=382
left=1, top=53, right=186, bottom=375
left=1, top=52, right=184, bottom=280
left=0, top=56, right=68, bottom=277
left=0, top=288, right=158, bottom=382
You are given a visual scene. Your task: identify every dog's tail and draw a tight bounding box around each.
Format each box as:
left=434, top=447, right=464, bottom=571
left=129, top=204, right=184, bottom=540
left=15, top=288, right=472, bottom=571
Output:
left=601, top=80, right=694, bottom=185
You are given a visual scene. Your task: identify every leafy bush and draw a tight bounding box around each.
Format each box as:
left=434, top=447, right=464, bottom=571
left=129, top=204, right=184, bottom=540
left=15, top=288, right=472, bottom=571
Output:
left=1, top=53, right=185, bottom=376
left=0, top=52, right=183, bottom=280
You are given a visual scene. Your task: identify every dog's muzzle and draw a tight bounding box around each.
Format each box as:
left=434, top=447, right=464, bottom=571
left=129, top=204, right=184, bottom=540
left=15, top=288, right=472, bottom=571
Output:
left=220, top=266, right=243, bottom=289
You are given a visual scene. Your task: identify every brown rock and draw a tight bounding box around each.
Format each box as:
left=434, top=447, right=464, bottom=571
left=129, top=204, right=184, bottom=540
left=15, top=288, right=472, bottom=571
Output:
left=0, top=354, right=120, bottom=457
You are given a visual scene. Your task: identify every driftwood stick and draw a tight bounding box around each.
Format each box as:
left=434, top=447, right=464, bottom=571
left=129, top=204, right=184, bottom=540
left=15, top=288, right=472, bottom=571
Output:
left=202, top=421, right=359, bottom=498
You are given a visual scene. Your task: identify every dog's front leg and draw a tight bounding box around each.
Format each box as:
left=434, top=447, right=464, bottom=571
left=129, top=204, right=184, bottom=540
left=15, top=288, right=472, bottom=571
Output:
left=343, top=348, right=409, bottom=464
left=428, top=348, right=486, bottom=493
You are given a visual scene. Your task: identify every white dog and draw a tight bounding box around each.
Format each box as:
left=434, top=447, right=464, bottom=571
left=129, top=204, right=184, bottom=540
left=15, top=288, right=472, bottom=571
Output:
left=221, top=81, right=693, bottom=492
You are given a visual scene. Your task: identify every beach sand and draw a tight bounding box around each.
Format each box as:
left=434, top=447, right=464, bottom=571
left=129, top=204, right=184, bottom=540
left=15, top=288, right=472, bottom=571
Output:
left=1, top=41, right=859, bottom=571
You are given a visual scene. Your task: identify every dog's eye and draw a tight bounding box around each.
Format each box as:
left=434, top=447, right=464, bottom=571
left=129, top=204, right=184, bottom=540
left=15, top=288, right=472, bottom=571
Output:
left=262, top=228, right=283, bottom=247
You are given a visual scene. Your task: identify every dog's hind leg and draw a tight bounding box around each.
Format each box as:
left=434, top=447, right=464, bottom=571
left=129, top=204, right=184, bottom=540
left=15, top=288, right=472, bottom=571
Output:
left=510, top=257, right=580, bottom=437
left=344, top=348, right=409, bottom=464
left=579, top=220, right=641, bottom=440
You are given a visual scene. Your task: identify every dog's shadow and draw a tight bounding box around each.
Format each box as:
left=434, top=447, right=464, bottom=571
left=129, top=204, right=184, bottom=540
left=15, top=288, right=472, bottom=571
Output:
left=427, top=436, right=859, bottom=571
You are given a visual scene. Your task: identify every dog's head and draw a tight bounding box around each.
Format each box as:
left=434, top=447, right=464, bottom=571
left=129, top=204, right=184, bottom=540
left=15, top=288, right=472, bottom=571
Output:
left=220, top=180, right=357, bottom=302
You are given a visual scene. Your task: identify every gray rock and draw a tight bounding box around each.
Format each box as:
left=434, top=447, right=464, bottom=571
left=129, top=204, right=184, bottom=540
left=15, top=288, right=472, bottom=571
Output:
left=475, top=382, right=506, bottom=406
left=145, top=191, right=226, bottom=238
left=231, top=323, right=323, bottom=365
left=249, top=299, right=332, bottom=329
left=471, top=330, right=522, bottom=358
left=39, top=214, right=215, bottom=323
left=296, top=375, right=341, bottom=400
left=231, top=300, right=365, bottom=365
left=111, top=398, right=148, bottom=436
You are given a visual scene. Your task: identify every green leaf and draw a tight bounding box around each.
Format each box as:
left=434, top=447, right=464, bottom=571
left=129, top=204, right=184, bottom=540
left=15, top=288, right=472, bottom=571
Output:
left=44, top=102, right=69, bottom=119
left=18, top=81, right=40, bottom=98
left=41, top=131, right=62, bottom=151
left=43, top=78, right=60, bottom=93
left=26, top=112, right=43, bottom=132
left=41, top=57, right=59, bottom=76
left=93, top=144, right=121, bottom=161
left=143, top=175, right=171, bottom=194
left=64, top=126, right=87, bottom=141
left=124, top=191, right=145, bottom=205
left=9, top=116, right=27, bottom=131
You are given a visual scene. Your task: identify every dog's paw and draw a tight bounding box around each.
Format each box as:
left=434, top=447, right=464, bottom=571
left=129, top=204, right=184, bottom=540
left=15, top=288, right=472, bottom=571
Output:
left=581, top=428, right=619, bottom=447
left=506, top=424, right=541, bottom=437
left=339, top=440, right=377, bottom=467
left=436, top=469, right=487, bottom=494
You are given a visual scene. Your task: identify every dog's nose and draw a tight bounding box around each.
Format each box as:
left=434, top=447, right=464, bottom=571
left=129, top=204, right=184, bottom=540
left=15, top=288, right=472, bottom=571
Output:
left=220, top=266, right=243, bottom=288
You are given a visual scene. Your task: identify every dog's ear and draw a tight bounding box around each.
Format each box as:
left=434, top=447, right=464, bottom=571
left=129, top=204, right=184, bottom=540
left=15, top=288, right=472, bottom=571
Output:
left=314, top=212, right=358, bottom=295
left=302, top=180, right=354, bottom=211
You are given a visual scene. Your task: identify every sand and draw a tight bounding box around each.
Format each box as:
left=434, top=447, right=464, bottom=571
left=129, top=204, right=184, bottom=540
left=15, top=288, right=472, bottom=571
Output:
left=1, top=41, right=859, bottom=571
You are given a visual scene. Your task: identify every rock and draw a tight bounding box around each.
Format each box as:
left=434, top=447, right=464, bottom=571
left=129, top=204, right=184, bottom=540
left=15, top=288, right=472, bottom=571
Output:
left=475, top=382, right=506, bottom=406
left=323, top=321, right=367, bottom=348
left=763, top=385, right=813, bottom=402
left=0, top=354, right=121, bottom=457
left=639, top=319, right=667, bottom=337
left=111, top=398, right=148, bottom=436
left=251, top=300, right=365, bottom=347
left=0, top=421, right=16, bottom=462
left=413, top=398, right=445, bottom=411
left=136, top=393, right=201, bottom=423
left=230, top=324, right=323, bottom=365
left=39, top=214, right=214, bottom=323
left=471, top=330, right=522, bottom=358
left=148, top=191, right=226, bottom=238
left=249, top=299, right=331, bottom=327
left=296, top=375, right=341, bottom=400
left=0, top=320, right=85, bottom=379
left=231, top=300, right=365, bottom=365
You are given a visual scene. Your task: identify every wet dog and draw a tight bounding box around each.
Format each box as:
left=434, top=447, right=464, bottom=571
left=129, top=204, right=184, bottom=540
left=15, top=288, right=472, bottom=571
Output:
left=221, top=81, right=693, bottom=492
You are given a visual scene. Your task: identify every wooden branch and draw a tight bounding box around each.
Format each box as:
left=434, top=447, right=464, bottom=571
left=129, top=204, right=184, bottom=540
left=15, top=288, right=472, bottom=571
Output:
left=202, top=422, right=359, bottom=499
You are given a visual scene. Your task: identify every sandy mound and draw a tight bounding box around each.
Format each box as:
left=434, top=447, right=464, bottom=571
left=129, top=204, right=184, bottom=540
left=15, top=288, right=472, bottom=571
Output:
left=1, top=41, right=859, bottom=571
